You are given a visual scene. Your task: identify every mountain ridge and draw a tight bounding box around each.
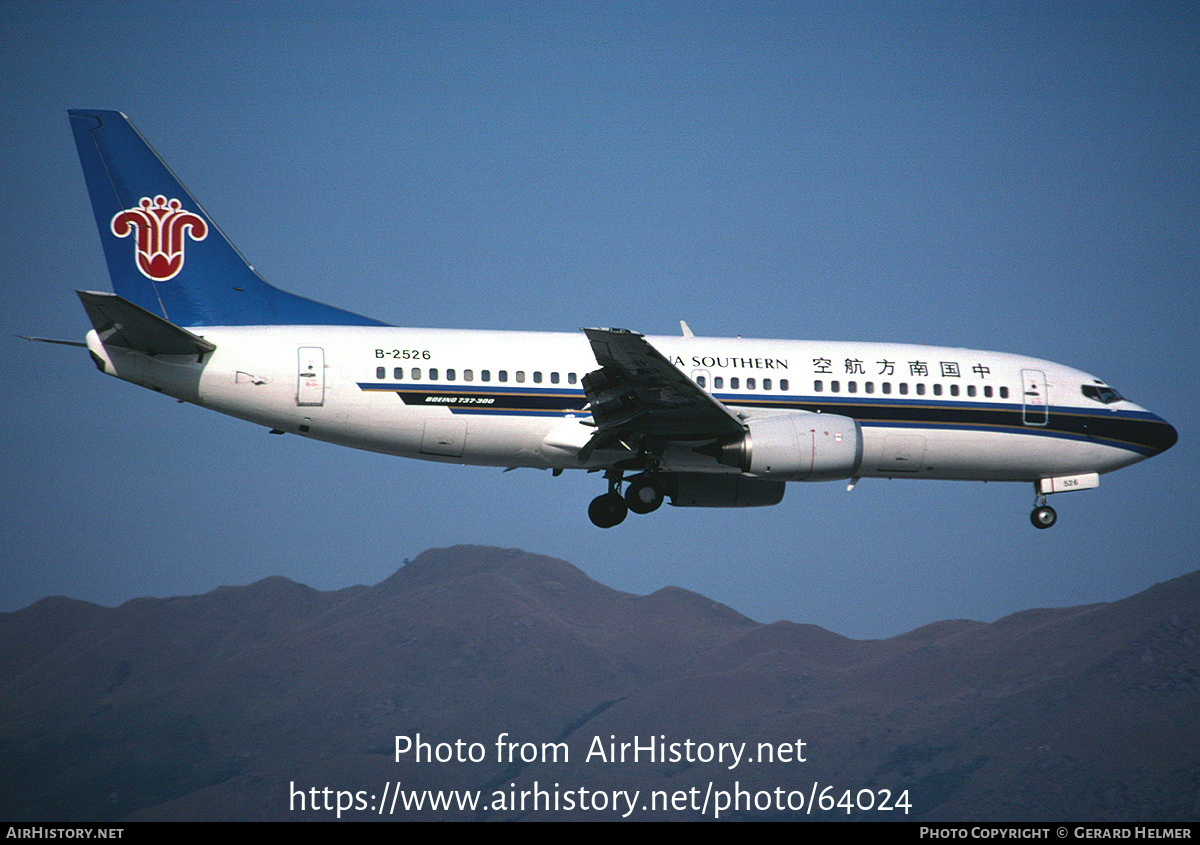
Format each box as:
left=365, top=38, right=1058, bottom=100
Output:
left=1, top=546, right=1195, bottom=821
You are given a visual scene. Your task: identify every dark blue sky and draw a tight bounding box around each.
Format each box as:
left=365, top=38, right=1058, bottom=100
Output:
left=2, top=1, right=1196, bottom=639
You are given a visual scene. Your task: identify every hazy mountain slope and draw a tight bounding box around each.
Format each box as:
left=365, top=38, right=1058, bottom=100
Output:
left=1, top=546, right=1195, bottom=821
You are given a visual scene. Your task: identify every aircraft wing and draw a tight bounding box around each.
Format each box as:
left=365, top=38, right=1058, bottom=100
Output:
left=579, top=328, right=745, bottom=459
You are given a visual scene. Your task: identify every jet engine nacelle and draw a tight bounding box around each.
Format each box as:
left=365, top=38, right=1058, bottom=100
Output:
left=707, top=411, right=863, bottom=480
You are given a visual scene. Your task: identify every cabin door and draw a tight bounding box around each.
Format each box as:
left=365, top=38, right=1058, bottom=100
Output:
left=297, top=347, right=325, bottom=407
left=1021, top=369, right=1048, bottom=425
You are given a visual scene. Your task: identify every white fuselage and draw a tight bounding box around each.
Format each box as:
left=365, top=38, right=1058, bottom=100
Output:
left=87, top=325, right=1169, bottom=486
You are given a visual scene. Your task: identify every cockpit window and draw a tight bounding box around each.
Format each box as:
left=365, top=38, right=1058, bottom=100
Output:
left=1082, top=384, right=1124, bottom=404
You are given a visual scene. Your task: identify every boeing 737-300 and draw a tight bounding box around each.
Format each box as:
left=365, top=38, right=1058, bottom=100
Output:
left=56, top=110, right=1177, bottom=529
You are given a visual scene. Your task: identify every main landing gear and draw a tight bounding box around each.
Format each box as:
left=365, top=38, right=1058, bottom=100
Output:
left=588, top=471, right=664, bottom=528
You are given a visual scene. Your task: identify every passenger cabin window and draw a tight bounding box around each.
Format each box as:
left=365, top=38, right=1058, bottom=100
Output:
left=394, top=367, right=403, bottom=380
left=376, top=366, right=385, bottom=379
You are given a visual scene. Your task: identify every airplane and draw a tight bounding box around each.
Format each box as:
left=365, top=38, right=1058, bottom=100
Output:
left=55, top=110, right=1177, bottom=530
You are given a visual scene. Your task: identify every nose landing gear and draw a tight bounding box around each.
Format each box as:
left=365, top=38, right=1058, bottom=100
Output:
left=1030, top=489, right=1057, bottom=529
left=1030, top=503, right=1057, bottom=529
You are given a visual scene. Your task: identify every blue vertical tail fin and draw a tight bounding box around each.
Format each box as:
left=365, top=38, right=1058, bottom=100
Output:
left=69, top=110, right=386, bottom=328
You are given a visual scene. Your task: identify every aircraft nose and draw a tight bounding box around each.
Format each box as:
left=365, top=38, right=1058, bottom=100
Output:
left=1141, top=413, right=1178, bottom=456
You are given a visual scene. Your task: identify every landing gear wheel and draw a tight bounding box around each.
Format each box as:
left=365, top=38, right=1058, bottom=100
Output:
left=1030, top=505, right=1057, bottom=529
left=625, top=476, right=664, bottom=514
left=589, top=492, right=628, bottom=528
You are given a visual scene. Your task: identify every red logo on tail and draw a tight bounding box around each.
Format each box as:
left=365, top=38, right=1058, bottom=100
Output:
left=111, top=196, right=208, bottom=281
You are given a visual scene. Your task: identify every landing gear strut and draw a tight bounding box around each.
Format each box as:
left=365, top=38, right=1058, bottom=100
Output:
left=588, top=471, right=628, bottom=528
left=1030, top=491, right=1057, bottom=529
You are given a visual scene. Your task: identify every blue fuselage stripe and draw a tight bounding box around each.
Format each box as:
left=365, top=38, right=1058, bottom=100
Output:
left=356, top=384, right=1174, bottom=456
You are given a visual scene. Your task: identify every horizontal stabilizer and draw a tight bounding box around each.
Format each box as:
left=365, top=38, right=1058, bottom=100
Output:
left=78, top=290, right=216, bottom=356
left=17, top=335, right=87, bottom=348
